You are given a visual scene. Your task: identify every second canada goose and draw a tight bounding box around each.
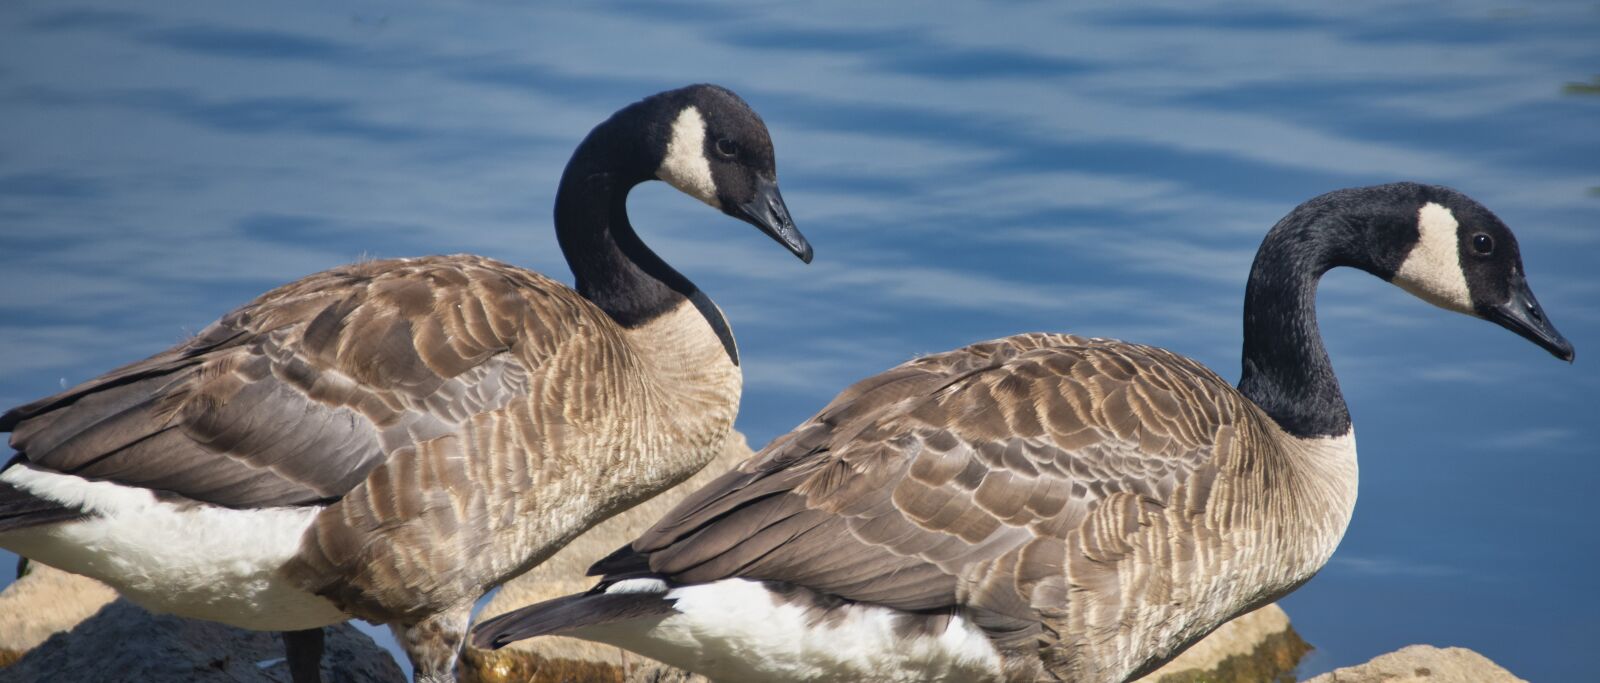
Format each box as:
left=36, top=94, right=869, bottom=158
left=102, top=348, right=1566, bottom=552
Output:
left=0, top=84, right=810, bottom=682
left=474, top=183, right=1573, bottom=682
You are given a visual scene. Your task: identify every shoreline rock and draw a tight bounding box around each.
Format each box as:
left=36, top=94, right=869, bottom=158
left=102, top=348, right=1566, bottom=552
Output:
left=0, top=562, right=117, bottom=667
left=0, top=599, right=404, bottom=683
left=1304, top=644, right=1528, bottom=683
left=1136, top=603, right=1310, bottom=683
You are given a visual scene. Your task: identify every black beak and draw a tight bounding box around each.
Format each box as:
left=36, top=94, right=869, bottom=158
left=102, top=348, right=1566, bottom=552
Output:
left=728, top=176, right=812, bottom=264
left=1480, top=273, right=1574, bottom=362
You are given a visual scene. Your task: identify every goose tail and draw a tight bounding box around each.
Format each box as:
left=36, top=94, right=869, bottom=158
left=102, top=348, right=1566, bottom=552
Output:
left=471, top=585, right=674, bottom=650
left=0, top=476, right=86, bottom=533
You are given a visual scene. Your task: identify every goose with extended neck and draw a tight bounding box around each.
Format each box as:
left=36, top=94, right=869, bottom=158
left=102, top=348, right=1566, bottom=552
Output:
left=0, top=83, right=810, bottom=683
left=474, top=183, right=1571, bottom=683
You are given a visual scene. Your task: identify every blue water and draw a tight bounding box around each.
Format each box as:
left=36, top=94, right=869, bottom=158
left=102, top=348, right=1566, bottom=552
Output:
left=2, top=2, right=1596, bottom=680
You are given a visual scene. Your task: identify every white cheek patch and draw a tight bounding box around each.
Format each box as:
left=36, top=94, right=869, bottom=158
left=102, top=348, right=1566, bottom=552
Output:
left=1393, top=202, right=1474, bottom=314
left=657, top=106, right=720, bottom=208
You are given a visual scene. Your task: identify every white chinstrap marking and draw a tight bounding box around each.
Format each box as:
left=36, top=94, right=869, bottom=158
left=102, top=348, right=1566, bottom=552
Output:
left=1394, top=202, right=1473, bottom=313
left=576, top=578, right=1002, bottom=683
left=0, top=465, right=346, bottom=631
left=656, top=106, right=720, bottom=208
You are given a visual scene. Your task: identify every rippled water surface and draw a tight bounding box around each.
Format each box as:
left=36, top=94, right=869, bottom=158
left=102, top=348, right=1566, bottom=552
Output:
left=2, top=2, right=1597, bottom=679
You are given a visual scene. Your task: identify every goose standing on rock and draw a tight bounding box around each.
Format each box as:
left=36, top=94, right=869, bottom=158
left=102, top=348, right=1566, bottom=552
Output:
left=474, top=183, right=1573, bottom=683
left=0, top=84, right=811, bottom=683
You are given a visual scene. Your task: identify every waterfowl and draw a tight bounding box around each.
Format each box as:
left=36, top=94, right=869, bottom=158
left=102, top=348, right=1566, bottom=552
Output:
left=0, top=83, right=811, bottom=683
left=473, top=183, right=1573, bottom=683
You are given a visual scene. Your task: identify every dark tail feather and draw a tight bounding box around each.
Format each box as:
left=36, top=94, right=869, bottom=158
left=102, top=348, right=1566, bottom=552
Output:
left=471, top=589, right=674, bottom=650
left=589, top=542, right=651, bottom=577
left=0, top=479, right=86, bottom=533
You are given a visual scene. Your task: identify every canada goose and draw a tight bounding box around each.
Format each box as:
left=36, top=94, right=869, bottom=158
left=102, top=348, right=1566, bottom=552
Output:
left=473, top=183, right=1573, bottom=683
left=0, top=83, right=811, bottom=683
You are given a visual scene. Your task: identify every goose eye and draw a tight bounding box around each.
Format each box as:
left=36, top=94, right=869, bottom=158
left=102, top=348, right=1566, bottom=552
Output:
left=1472, top=233, right=1494, bottom=255
left=714, top=138, right=739, bottom=159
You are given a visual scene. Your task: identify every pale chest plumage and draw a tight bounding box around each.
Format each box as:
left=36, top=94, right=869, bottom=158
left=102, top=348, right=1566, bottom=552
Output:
left=1054, top=426, right=1358, bottom=682
left=494, top=299, right=742, bottom=578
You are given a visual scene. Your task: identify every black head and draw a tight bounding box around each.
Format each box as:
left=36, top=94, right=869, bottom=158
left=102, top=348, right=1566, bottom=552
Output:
left=1378, top=184, right=1573, bottom=361
left=628, top=84, right=811, bottom=263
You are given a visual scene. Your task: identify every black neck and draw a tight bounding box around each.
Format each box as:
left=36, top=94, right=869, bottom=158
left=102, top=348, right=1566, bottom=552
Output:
left=1237, top=187, right=1415, bottom=438
left=552, top=133, right=738, bottom=365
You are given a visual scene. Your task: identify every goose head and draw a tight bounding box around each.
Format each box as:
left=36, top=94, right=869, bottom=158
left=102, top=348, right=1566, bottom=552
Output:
left=639, top=84, right=812, bottom=263
left=1380, top=185, right=1573, bottom=361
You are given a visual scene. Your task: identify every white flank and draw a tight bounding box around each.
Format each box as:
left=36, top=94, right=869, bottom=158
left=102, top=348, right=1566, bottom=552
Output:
left=656, top=106, right=720, bottom=207
left=1393, top=202, right=1473, bottom=313
left=579, top=578, right=1002, bottom=683
left=0, top=465, right=346, bottom=631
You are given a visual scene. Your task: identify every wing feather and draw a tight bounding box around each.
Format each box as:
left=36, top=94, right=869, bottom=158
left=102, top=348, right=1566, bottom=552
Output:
left=2, top=255, right=571, bottom=510
left=616, top=333, right=1247, bottom=635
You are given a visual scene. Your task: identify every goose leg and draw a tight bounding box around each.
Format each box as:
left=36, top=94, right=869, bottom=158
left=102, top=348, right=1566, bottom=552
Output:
left=392, top=605, right=471, bottom=683
left=283, top=628, right=325, bottom=683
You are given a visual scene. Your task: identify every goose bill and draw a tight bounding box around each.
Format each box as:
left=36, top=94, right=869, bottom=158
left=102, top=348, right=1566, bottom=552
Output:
left=731, top=177, right=812, bottom=263
left=1480, top=274, right=1574, bottom=361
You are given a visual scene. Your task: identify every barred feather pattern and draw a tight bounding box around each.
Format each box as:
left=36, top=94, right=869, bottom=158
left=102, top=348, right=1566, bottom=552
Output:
left=627, top=333, right=1357, bottom=682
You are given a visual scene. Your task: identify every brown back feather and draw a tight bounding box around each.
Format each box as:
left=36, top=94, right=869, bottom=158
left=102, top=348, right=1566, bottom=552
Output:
left=624, top=333, right=1250, bottom=648
left=2, top=255, right=573, bottom=509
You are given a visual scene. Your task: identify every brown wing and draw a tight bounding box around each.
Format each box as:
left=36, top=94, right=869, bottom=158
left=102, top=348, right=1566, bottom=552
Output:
left=1, top=255, right=593, bottom=509
left=618, top=333, right=1247, bottom=636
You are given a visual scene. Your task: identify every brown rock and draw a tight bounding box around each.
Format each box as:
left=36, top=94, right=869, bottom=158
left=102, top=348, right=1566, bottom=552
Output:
left=1136, top=604, right=1310, bottom=683
left=461, top=433, right=759, bottom=683
left=1303, top=644, right=1527, bottom=683
left=0, top=561, right=117, bottom=667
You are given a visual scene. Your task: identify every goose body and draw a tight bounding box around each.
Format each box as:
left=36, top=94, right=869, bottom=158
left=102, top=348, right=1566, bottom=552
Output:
left=3, top=257, right=740, bottom=630
left=0, top=84, right=811, bottom=682
left=474, top=183, right=1572, bottom=682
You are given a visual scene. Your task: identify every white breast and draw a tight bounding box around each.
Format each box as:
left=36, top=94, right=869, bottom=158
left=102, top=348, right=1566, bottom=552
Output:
left=0, top=465, right=346, bottom=631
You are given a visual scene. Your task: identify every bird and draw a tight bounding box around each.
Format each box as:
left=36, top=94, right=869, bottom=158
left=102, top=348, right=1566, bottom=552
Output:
left=0, top=83, right=812, bottom=683
left=472, top=183, right=1574, bottom=683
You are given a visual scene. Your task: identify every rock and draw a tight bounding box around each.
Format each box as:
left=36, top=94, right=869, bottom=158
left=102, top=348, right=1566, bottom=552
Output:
left=0, top=561, right=118, bottom=667
left=1303, top=644, right=1527, bottom=683
left=1135, top=603, right=1311, bottom=683
left=462, top=433, right=759, bottom=683
left=0, top=599, right=404, bottom=682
